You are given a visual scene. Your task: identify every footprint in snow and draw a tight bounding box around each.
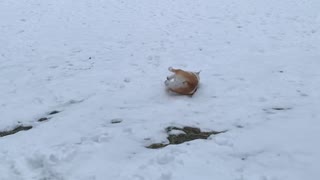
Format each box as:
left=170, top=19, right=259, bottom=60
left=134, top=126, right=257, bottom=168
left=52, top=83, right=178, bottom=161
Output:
left=0, top=110, right=61, bottom=138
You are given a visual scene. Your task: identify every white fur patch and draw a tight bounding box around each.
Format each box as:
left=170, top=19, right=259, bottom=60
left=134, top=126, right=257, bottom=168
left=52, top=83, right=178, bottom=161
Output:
left=165, top=75, right=186, bottom=89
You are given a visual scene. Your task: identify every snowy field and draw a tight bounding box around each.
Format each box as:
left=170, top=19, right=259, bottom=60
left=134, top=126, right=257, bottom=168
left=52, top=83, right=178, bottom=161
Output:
left=1, top=0, right=320, bottom=179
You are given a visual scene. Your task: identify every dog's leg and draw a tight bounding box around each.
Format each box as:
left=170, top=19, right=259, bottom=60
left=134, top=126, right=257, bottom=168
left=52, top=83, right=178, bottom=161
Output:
left=165, top=75, right=174, bottom=86
left=168, top=67, right=179, bottom=73
left=167, top=74, right=175, bottom=80
left=164, top=79, right=170, bottom=86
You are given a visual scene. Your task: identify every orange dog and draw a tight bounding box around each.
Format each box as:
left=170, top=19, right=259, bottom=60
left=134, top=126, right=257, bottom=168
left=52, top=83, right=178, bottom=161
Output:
left=165, top=67, right=200, bottom=95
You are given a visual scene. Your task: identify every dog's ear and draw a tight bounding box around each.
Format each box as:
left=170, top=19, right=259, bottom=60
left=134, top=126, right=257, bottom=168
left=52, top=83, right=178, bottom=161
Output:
left=196, top=70, right=201, bottom=75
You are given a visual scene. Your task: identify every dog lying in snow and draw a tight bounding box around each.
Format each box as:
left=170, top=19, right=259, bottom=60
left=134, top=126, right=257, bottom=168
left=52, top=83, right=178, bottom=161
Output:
left=165, top=67, right=200, bottom=95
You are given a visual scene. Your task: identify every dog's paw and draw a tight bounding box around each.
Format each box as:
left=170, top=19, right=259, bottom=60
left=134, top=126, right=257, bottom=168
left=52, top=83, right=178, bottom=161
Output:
left=164, top=80, right=169, bottom=86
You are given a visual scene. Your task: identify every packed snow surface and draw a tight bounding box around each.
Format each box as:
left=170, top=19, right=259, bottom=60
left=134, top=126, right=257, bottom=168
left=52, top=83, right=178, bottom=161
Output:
left=1, top=0, right=320, bottom=179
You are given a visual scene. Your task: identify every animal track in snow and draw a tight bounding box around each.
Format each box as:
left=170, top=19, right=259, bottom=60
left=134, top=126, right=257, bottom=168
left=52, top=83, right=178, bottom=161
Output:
left=0, top=125, right=33, bottom=137
left=0, top=99, right=86, bottom=138
left=0, top=110, right=61, bottom=138
left=263, top=107, right=292, bottom=114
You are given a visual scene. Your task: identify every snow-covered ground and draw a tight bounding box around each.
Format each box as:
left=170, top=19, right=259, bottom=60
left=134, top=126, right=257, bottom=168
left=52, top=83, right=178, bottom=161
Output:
left=1, top=0, right=320, bottom=179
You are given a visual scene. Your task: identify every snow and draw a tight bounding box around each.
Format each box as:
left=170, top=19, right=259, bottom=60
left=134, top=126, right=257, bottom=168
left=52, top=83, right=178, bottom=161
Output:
left=1, top=0, right=320, bottom=179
